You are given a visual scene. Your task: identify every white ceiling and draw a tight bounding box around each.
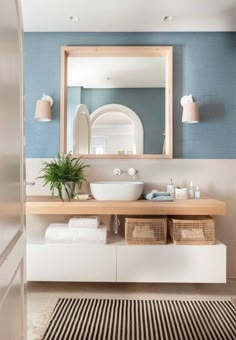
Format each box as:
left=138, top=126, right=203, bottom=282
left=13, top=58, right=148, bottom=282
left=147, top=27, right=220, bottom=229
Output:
left=67, top=57, right=166, bottom=88
left=21, top=0, right=236, bottom=32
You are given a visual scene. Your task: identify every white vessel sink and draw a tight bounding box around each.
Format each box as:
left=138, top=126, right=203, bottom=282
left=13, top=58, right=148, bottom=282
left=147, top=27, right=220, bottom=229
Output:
left=90, top=181, right=144, bottom=201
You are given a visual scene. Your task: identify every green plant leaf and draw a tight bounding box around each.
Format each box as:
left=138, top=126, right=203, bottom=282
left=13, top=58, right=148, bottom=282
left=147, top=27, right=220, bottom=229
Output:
left=37, top=153, right=89, bottom=201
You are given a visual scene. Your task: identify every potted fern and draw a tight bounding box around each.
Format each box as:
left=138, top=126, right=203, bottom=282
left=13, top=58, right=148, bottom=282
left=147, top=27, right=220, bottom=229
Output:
left=39, top=153, right=89, bottom=201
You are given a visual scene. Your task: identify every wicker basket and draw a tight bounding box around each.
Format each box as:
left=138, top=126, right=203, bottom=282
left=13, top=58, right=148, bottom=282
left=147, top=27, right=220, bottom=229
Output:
left=125, top=217, right=167, bottom=244
left=168, top=216, right=215, bottom=245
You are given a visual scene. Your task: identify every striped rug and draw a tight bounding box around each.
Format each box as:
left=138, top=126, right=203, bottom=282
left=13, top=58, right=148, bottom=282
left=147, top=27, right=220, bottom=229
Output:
left=41, top=298, right=236, bottom=340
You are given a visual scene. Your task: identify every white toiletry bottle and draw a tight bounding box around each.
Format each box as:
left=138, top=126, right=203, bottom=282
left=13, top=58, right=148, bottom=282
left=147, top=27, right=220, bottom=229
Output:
left=194, top=186, right=201, bottom=198
left=189, top=181, right=194, bottom=198
left=167, top=178, right=175, bottom=198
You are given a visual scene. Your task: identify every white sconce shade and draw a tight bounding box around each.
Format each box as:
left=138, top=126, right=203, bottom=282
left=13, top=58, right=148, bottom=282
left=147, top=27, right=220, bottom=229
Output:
left=181, top=95, right=199, bottom=123
left=34, top=94, right=53, bottom=122
left=182, top=102, right=199, bottom=123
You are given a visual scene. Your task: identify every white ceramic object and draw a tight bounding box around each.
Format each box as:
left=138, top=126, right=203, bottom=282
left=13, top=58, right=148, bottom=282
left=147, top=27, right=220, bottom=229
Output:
left=90, top=181, right=144, bottom=201
left=175, top=187, right=189, bottom=200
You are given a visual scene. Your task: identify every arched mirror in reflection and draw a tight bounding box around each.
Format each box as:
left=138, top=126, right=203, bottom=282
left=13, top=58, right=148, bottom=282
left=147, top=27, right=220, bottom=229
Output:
left=73, top=103, right=143, bottom=155
left=73, top=104, right=90, bottom=154
left=61, top=46, right=173, bottom=158
left=92, top=112, right=135, bottom=155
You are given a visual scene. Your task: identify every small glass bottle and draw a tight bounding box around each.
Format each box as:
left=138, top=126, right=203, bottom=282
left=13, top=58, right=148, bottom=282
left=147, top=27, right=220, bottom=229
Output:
left=189, top=181, right=194, bottom=198
left=167, top=178, right=175, bottom=198
left=194, top=186, right=201, bottom=198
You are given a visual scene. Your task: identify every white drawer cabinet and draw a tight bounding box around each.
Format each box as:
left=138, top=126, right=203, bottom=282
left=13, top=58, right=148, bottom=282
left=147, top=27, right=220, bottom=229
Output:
left=27, top=243, right=116, bottom=282
left=116, top=242, right=226, bottom=283
left=27, top=241, right=226, bottom=283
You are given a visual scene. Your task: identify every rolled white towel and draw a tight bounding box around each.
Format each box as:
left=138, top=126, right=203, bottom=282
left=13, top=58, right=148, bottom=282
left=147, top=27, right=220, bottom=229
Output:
left=45, top=223, right=107, bottom=244
left=68, top=216, right=100, bottom=229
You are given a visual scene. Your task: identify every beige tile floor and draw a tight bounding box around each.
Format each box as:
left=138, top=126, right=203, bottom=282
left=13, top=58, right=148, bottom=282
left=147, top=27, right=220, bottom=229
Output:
left=27, top=280, right=236, bottom=339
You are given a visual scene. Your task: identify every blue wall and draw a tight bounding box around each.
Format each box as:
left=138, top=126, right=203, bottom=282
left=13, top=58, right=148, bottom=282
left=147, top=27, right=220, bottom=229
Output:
left=67, top=87, right=165, bottom=154
left=24, top=32, right=236, bottom=158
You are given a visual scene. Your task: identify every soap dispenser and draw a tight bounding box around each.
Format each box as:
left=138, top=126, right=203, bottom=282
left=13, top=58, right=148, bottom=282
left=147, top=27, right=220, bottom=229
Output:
left=194, top=186, right=201, bottom=198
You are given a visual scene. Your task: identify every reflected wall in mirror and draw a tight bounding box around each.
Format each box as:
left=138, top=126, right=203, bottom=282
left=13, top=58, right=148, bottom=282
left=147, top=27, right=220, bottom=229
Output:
left=61, top=46, right=173, bottom=158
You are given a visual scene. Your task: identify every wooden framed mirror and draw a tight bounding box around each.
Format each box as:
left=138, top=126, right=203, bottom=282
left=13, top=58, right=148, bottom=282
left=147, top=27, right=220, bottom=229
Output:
left=60, top=46, right=173, bottom=159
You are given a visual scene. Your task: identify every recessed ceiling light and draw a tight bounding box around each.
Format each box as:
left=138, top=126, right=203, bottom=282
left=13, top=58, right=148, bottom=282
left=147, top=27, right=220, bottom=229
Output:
left=163, top=16, right=174, bottom=22
left=69, top=16, right=80, bottom=22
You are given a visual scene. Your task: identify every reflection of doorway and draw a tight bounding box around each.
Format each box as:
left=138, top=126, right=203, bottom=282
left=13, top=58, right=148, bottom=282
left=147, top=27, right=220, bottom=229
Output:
left=91, top=112, right=135, bottom=154
left=90, top=104, right=144, bottom=155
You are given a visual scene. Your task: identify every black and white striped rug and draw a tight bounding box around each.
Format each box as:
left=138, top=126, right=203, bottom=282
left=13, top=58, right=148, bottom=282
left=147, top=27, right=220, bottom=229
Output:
left=41, top=298, right=236, bottom=340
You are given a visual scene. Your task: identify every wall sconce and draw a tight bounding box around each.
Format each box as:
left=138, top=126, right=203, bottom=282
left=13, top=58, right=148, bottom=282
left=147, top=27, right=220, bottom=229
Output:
left=181, top=95, right=199, bottom=123
left=34, top=93, right=53, bottom=122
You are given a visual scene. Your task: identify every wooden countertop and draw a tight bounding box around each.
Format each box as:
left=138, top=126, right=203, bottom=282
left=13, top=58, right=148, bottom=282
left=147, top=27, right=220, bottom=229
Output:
left=26, top=196, right=226, bottom=216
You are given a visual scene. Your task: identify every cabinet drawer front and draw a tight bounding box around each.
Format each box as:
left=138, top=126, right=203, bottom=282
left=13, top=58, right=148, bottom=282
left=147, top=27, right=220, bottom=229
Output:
left=27, top=243, right=116, bottom=282
left=117, top=244, right=226, bottom=283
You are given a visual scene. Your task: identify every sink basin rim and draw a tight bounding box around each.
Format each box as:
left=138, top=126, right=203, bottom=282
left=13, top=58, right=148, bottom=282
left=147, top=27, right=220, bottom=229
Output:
left=90, top=181, right=144, bottom=185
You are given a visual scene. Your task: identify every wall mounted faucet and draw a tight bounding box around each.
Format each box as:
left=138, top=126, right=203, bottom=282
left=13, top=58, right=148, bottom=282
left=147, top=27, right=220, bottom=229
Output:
left=128, top=168, right=137, bottom=176
left=113, top=168, right=122, bottom=176
left=113, top=168, right=138, bottom=177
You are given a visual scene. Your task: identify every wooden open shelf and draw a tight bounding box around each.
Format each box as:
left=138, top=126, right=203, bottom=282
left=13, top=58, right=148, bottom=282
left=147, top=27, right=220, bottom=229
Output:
left=26, top=196, right=226, bottom=216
